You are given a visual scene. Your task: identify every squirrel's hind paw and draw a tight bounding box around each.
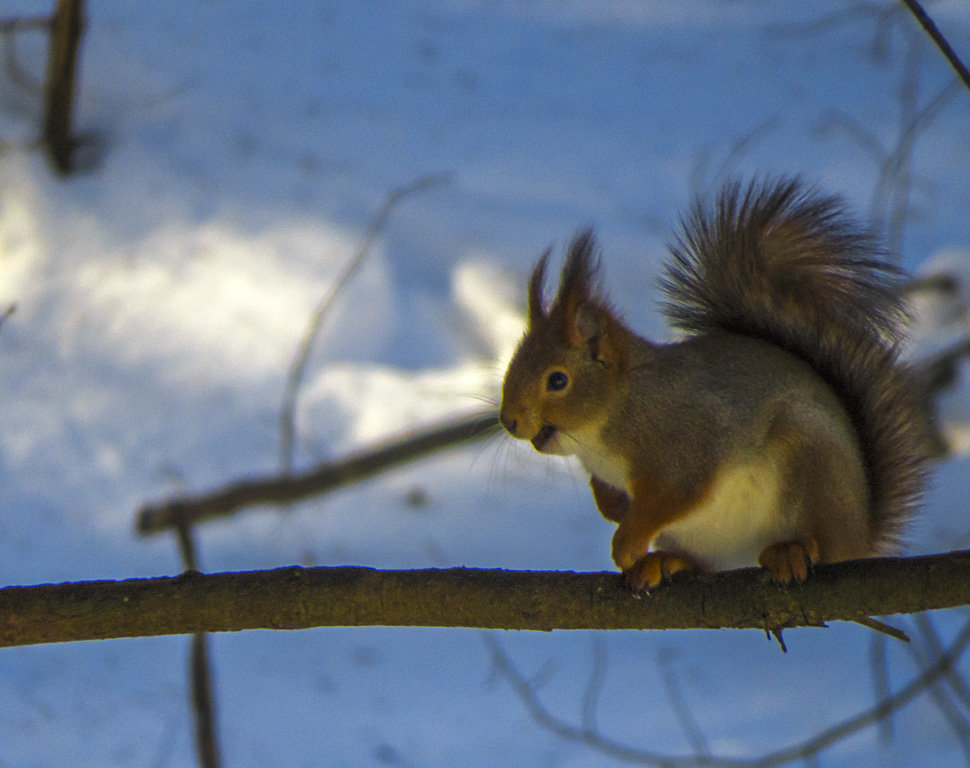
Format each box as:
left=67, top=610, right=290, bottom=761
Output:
left=759, top=540, right=819, bottom=583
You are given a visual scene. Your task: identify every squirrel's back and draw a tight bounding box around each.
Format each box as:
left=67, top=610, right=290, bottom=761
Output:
left=661, top=178, right=929, bottom=552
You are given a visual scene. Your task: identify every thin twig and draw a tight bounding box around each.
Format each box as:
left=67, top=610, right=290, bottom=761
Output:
left=580, top=637, right=607, bottom=736
left=881, top=30, right=921, bottom=258
left=855, top=616, right=910, bottom=642
left=915, top=613, right=970, bottom=710
left=901, top=0, right=970, bottom=93
left=859, top=37, right=961, bottom=258
left=487, top=616, right=970, bottom=768
left=483, top=632, right=680, bottom=767
left=907, top=615, right=970, bottom=762
left=658, top=647, right=710, bottom=757
left=175, top=523, right=200, bottom=573
left=881, top=46, right=961, bottom=257
left=175, top=523, right=222, bottom=768
left=754, top=617, right=970, bottom=767
left=42, top=0, right=86, bottom=174
left=1, top=22, right=43, bottom=95
left=0, top=304, right=15, bottom=332
left=0, top=16, right=51, bottom=35
left=278, top=172, right=452, bottom=471
left=138, top=409, right=499, bottom=535
left=870, top=633, right=895, bottom=743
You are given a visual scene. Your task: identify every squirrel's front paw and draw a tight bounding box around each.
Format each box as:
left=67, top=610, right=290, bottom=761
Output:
left=623, top=552, right=698, bottom=592
left=611, top=524, right=651, bottom=572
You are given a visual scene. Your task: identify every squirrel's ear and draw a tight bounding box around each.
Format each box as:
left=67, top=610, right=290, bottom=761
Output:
left=570, top=303, right=626, bottom=369
left=527, top=250, right=550, bottom=326
left=570, top=303, right=603, bottom=346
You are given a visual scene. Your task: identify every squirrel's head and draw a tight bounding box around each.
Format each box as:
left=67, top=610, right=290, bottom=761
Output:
left=500, top=230, right=629, bottom=455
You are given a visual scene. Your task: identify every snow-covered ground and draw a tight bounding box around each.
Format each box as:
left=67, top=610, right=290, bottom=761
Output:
left=1, top=1, right=969, bottom=766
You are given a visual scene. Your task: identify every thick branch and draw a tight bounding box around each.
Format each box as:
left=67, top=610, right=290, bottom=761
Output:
left=2, top=550, right=970, bottom=648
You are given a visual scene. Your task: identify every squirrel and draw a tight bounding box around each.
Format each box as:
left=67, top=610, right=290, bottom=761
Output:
left=499, top=178, right=931, bottom=590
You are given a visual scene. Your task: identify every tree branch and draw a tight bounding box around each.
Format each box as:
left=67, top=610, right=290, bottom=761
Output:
left=42, top=0, right=85, bottom=174
left=901, top=0, right=970, bottom=93
left=136, top=410, right=499, bottom=535
left=0, top=15, right=52, bottom=35
left=486, top=617, right=970, bottom=768
left=278, top=171, right=452, bottom=471
left=174, top=523, right=222, bottom=768
left=2, top=550, right=970, bottom=648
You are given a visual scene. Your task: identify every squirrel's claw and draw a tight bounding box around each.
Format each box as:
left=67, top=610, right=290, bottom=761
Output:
left=758, top=540, right=819, bottom=583
left=623, top=551, right=697, bottom=592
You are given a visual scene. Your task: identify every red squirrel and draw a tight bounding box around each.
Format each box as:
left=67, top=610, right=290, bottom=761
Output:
left=499, top=178, right=930, bottom=590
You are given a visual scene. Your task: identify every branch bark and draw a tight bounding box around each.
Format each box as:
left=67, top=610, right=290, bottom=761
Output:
left=2, top=550, right=970, bottom=649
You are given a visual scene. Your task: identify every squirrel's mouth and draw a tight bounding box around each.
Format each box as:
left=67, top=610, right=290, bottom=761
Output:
left=531, top=424, right=557, bottom=452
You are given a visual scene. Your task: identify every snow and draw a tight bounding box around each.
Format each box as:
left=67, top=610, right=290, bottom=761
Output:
left=1, top=0, right=969, bottom=766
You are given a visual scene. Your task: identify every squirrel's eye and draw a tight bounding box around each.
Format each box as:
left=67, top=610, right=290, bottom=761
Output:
left=546, top=371, right=569, bottom=392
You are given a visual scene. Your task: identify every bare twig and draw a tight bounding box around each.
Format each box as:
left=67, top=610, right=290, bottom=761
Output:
left=188, top=631, right=221, bottom=768
left=482, top=632, right=679, bottom=766
left=278, top=172, right=452, bottom=471
left=901, top=0, right=970, bottom=93
left=488, top=616, right=970, bottom=767
left=747, top=616, right=970, bottom=766
left=771, top=2, right=902, bottom=43
left=855, top=616, right=910, bottom=642
left=906, top=615, right=970, bottom=762
left=870, top=633, right=895, bottom=743
left=1, top=22, right=43, bottom=96
left=175, top=523, right=200, bottom=573
left=876, top=39, right=961, bottom=257
left=137, top=409, right=499, bottom=535
left=42, top=0, right=85, bottom=174
left=580, top=637, right=607, bottom=736
left=175, top=524, right=222, bottom=768
left=658, top=647, right=710, bottom=756
left=914, top=613, right=970, bottom=710
left=814, top=24, right=959, bottom=260
left=0, top=304, right=15, bottom=332
left=0, top=16, right=51, bottom=34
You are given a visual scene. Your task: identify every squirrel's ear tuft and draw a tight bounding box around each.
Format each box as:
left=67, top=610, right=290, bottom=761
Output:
left=556, top=229, right=601, bottom=311
left=556, top=230, right=603, bottom=344
left=527, top=249, right=550, bottom=326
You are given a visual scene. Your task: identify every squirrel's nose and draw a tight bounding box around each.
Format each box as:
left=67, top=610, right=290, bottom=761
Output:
left=499, top=412, right=518, bottom=437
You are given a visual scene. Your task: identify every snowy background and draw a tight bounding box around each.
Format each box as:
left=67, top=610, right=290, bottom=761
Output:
left=1, top=1, right=970, bottom=766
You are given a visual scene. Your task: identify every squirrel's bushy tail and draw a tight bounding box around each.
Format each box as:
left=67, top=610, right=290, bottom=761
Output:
left=662, top=178, right=929, bottom=551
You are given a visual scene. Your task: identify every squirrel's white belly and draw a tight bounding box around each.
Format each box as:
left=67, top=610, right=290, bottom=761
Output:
left=655, top=459, right=798, bottom=571
left=563, top=426, right=799, bottom=571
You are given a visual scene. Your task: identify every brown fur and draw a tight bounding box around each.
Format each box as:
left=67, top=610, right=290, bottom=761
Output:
left=500, top=178, right=932, bottom=590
